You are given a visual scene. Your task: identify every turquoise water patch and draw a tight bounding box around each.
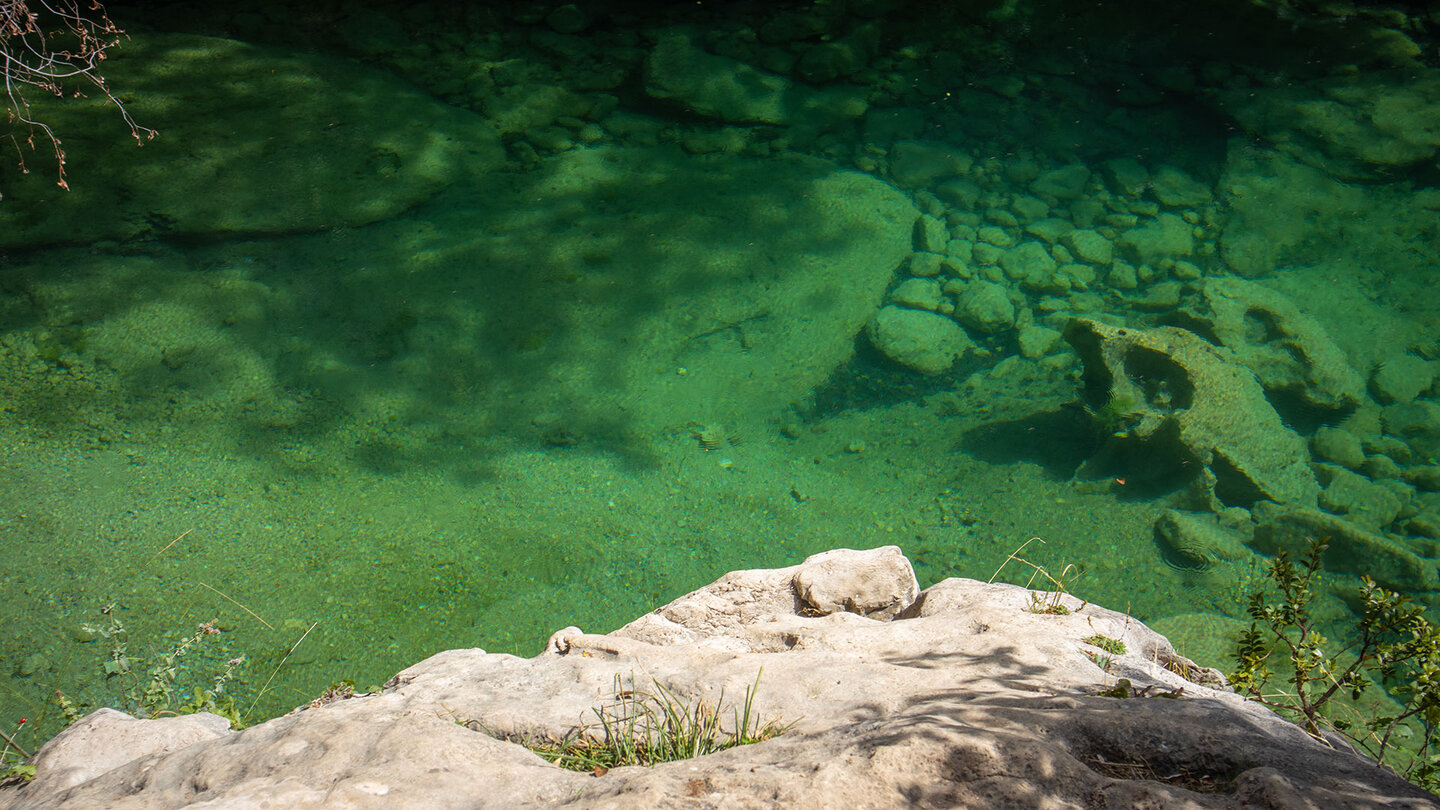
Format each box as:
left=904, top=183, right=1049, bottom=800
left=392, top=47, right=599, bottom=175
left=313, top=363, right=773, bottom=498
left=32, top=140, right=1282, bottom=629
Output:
left=1, top=0, right=1437, bottom=769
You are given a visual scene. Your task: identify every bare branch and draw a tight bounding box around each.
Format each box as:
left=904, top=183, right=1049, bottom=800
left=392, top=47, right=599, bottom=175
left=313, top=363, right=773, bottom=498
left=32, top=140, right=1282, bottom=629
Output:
left=1, top=0, right=153, bottom=190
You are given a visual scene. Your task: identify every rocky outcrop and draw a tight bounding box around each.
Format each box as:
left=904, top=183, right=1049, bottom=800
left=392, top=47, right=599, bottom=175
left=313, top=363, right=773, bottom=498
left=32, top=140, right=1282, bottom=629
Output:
left=1170, top=277, right=1366, bottom=412
left=6, top=547, right=1435, bottom=809
left=1064, top=318, right=1320, bottom=509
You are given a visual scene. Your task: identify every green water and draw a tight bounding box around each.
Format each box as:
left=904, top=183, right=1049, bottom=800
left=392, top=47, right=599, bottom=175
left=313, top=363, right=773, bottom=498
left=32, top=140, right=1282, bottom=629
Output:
left=1, top=0, right=1437, bottom=760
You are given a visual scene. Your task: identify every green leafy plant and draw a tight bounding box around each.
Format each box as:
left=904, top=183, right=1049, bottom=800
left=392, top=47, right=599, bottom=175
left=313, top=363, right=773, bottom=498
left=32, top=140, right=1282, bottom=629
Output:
left=85, top=604, right=247, bottom=726
left=1231, top=537, right=1440, bottom=789
left=990, top=537, right=1088, bottom=615
left=0, top=762, right=34, bottom=788
left=1085, top=650, right=1115, bottom=673
left=0, top=717, right=34, bottom=786
left=485, top=670, right=792, bottom=773
left=1098, top=678, right=1134, bottom=698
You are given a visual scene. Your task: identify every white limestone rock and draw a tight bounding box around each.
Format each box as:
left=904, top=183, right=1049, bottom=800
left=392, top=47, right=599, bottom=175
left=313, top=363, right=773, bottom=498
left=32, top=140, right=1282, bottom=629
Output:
left=26, top=709, right=232, bottom=793
left=6, top=546, right=1436, bottom=810
left=792, top=546, right=918, bottom=620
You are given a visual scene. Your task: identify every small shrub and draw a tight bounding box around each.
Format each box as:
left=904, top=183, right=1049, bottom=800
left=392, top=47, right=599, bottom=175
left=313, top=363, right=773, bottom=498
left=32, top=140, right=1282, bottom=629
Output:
left=1231, top=537, right=1440, bottom=790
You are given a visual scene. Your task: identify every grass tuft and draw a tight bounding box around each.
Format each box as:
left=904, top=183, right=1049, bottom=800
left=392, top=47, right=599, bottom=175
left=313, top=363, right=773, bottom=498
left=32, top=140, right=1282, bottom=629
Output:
left=484, top=670, right=792, bottom=773
left=1083, top=634, right=1127, bottom=656
left=990, top=537, right=1087, bottom=615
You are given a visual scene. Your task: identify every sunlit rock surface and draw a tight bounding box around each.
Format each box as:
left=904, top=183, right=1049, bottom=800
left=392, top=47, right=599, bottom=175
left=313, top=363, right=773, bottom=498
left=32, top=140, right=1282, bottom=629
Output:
left=6, top=547, right=1435, bottom=809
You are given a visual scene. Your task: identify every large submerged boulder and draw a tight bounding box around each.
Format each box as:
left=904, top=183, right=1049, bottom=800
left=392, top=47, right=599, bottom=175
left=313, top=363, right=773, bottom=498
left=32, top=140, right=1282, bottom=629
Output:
left=1213, top=144, right=1369, bottom=279
left=1064, top=318, right=1319, bottom=509
left=1169, top=277, right=1366, bottom=412
left=1252, top=501, right=1438, bottom=592
left=7, top=547, right=1434, bottom=809
left=867, top=304, right=974, bottom=376
left=1214, top=68, right=1440, bottom=182
left=644, top=34, right=867, bottom=129
left=0, top=33, right=507, bottom=248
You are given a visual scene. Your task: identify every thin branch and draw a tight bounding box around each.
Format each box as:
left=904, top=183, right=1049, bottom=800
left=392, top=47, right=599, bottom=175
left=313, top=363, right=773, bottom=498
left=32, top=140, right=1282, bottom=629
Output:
left=1, top=0, right=153, bottom=188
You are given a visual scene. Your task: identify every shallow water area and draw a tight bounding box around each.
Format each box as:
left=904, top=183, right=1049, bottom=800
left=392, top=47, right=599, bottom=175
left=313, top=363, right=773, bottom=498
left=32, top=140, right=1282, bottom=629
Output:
left=0, top=0, right=1437, bottom=767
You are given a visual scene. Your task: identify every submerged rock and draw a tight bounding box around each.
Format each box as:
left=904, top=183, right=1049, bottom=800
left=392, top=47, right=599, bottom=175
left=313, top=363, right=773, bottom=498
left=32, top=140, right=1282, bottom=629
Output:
left=1215, top=68, right=1440, bottom=181
left=1317, top=466, right=1406, bottom=531
left=1214, top=145, right=1369, bottom=278
left=868, top=305, right=974, bottom=375
left=1170, top=277, right=1366, bottom=412
left=1116, top=212, right=1195, bottom=267
left=644, top=35, right=866, bottom=128
left=1148, top=165, right=1214, bottom=209
left=0, top=33, right=507, bottom=248
left=10, top=546, right=1434, bottom=809
left=888, top=140, right=975, bottom=189
left=1312, top=426, right=1368, bottom=471
left=1064, top=318, right=1319, bottom=509
left=1153, top=508, right=1256, bottom=572
left=1371, top=354, right=1439, bottom=405
left=1384, top=401, right=1440, bottom=461
left=1252, top=502, right=1438, bottom=592
left=952, top=280, right=1016, bottom=334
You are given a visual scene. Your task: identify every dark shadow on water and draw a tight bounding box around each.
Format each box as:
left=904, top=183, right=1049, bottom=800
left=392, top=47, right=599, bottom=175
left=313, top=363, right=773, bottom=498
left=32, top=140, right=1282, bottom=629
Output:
left=959, top=405, right=1103, bottom=481
left=1264, top=387, right=1347, bottom=437
left=801, top=336, right=1003, bottom=421
left=1, top=142, right=855, bottom=480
